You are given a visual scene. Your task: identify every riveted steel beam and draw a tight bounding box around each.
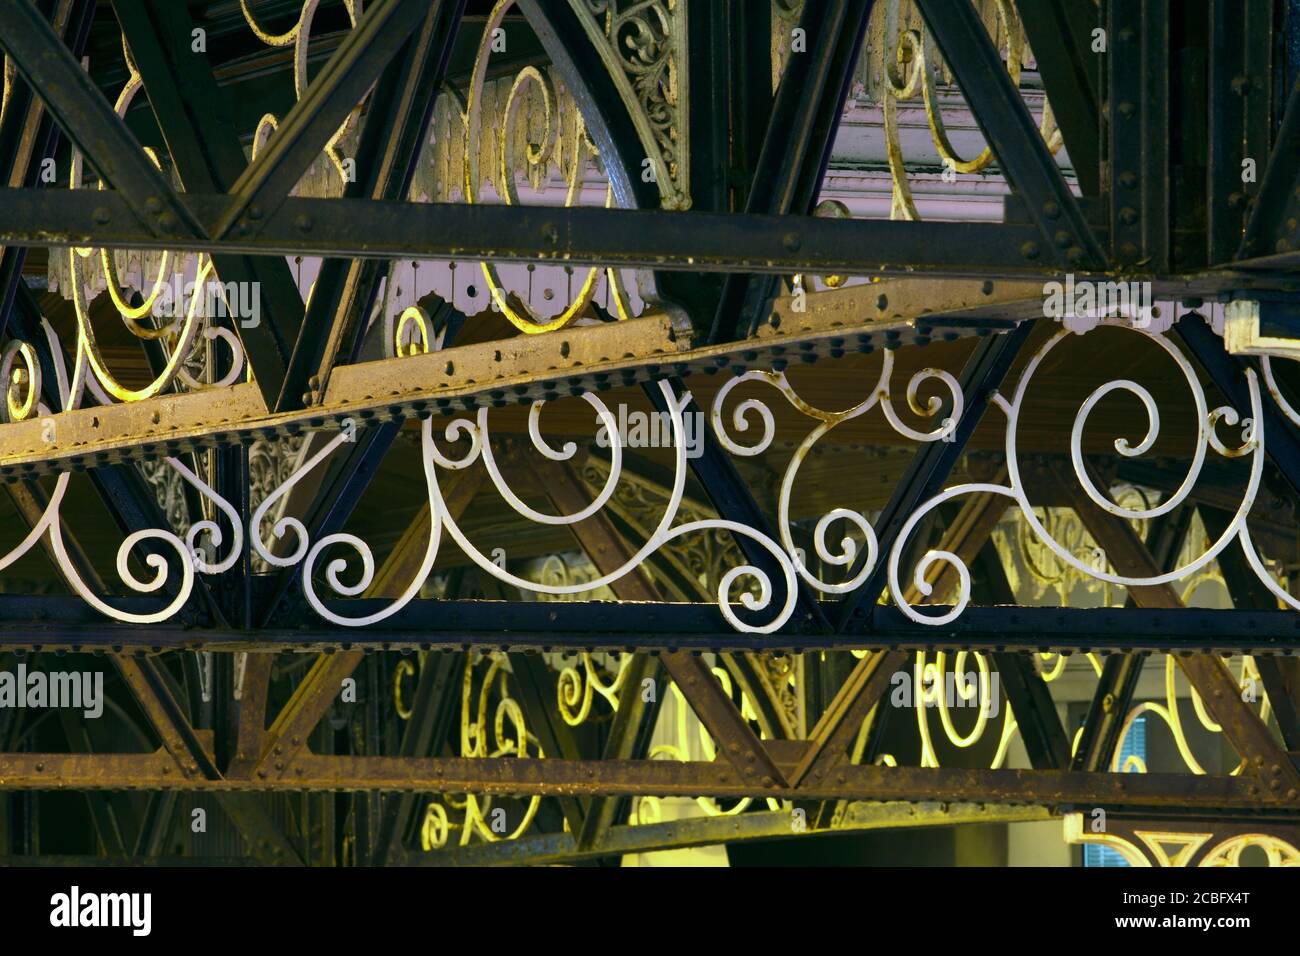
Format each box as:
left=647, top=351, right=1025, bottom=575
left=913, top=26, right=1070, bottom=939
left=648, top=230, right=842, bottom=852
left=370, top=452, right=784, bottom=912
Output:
left=0, top=186, right=1074, bottom=277
left=915, top=0, right=1105, bottom=271
left=0, top=280, right=1044, bottom=479
left=0, top=750, right=1289, bottom=810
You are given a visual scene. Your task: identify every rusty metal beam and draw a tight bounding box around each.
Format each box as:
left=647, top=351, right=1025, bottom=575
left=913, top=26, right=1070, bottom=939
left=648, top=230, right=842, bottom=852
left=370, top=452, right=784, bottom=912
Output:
left=2, top=750, right=1288, bottom=810
left=659, top=650, right=788, bottom=790
left=1201, top=506, right=1300, bottom=751
left=1057, top=460, right=1300, bottom=796
left=1070, top=504, right=1192, bottom=772
left=408, top=800, right=1054, bottom=866
left=787, top=649, right=910, bottom=788
left=114, top=655, right=220, bottom=781
left=528, top=454, right=665, bottom=849
left=227, top=652, right=274, bottom=778
left=252, top=651, right=363, bottom=782
left=498, top=651, right=589, bottom=837
left=0, top=281, right=1040, bottom=479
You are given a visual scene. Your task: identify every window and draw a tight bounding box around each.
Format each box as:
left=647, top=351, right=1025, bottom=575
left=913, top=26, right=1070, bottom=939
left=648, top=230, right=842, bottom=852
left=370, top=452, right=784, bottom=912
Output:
left=1082, top=715, right=1147, bottom=867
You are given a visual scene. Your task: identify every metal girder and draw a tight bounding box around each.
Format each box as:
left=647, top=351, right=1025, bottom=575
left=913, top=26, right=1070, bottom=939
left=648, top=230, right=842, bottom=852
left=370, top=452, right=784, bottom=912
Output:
left=718, top=651, right=795, bottom=741
left=213, top=0, right=436, bottom=240
left=711, top=0, right=875, bottom=342
left=1015, top=0, right=1102, bottom=197
left=1, top=751, right=1288, bottom=811
left=281, top=1, right=466, bottom=411
left=113, top=655, right=220, bottom=781
left=1106, top=0, right=1170, bottom=271
left=505, top=653, right=589, bottom=836
left=1070, top=505, right=1193, bottom=773
left=216, top=793, right=306, bottom=865
left=370, top=650, right=462, bottom=865
left=0, top=186, right=1070, bottom=276
left=834, top=321, right=1034, bottom=630
left=227, top=653, right=274, bottom=778
left=407, top=801, right=1053, bottom=866
left=574, top=654, right=660, bottom=851
left=959, top=519, right=1070, bottom=771
left=0, top=0, right=94, bottom=344
left=1257, top=657, right=1300, bottom=752
left=515, top=0, right=657, bottom=213
left=7, top=601, right=1300, bottom=654
left=1177, top=653, right=1300, bottom=798
left=660, top=650, right=788, bottom=789
left=112, top=0, right=308, bottom=411
left=1203, top=506, right=1300, bottom=751
left=1207, top=0, right=1266, bottom=264
left=132, top=792, right=177, bottom=858
left=787, top=649, right=909, bottom=789
left=993, top=650, right=1070, bottom=770
left=1071, top=652, right=1147, bottom=774
left=527, top=456, right=666, bottom=849
left=914, top=0, right=1105, bottom=271
left=253, top=651, right=363, bottom=781
left=0, top=281, right=1038, bottom=478
left=0, top=0, right=204, bottom=242
left=55, top=705, right=128, bottom=857
left=1058, top=460, right=1300, bottom=796
left=1239, top=72, right=1300, bottom=259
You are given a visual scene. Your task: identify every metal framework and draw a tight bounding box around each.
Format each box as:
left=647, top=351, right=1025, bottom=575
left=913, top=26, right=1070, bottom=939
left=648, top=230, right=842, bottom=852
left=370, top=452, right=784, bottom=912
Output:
left=1, top=0, right=1300, bottom=865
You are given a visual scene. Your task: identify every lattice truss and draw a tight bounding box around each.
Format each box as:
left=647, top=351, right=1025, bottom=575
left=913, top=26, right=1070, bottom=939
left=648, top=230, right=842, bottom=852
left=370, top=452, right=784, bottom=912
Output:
left=0, top=0, right=1299, bottom=865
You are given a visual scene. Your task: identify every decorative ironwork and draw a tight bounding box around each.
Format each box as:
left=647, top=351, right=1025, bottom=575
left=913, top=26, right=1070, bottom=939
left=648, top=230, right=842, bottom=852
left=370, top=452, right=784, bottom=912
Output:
left=571, top=0, right=689, bottom=210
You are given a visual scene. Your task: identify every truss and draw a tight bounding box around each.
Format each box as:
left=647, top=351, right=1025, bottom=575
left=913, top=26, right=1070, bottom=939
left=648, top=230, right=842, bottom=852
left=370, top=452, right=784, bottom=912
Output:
left=1, top=0, right=1300, bottom=865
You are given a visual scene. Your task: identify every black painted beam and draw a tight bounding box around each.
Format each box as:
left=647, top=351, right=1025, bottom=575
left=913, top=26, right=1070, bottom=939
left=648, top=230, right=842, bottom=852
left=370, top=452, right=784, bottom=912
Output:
left=0, top=0, right=204, bottom=240
left=710, top=0, right=874, bottom=342
left=213, top=0, right=435, bottom=240
left=834, top=321, right=1034, bottom=632
left=0, top=187, right=1069, bottom=278
left=1015, top=0, right=1102, bottom=197
left=1106, top=0, right=1170, bottom=270
left=113, top=0, right=307, bottom=411
left=1239, top=72, right=1300, bottom=259
left=279, top=0, right=465, bottom=412
left=916, top=0, right=1105, bottom=271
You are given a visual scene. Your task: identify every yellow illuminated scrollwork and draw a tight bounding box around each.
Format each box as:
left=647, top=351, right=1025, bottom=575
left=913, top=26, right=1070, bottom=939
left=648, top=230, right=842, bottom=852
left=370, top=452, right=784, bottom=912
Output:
left=1063, top=813, right=1152, bottom=866
left=1, top=340, right=41, bottom=423
left=558, top=651, right=631, bottom=726
left=458, top=0, right=633, bottom=334
left=395, top=305, right=431, bottom=357
left=416, top=653, right=543, bottom=849
left=238, top=0, right=361, bottom=185
left=392, top=657, right=416, bottom=720
left=880, top=0, right=1062, bottom=221
left=1065, top=813, right=1300, bottom=867
left=1112, top=655, right=1271, bottom=777
left=633, top=667, right=784, bottom=824
left=420, top=802, right=450, bottom=851
left=1201, top=834, right=1300, bottom=867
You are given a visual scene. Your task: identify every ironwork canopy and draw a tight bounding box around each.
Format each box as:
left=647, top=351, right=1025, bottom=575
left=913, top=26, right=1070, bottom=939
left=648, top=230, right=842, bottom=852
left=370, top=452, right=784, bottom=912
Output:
left=0, top=0, right=1299, bottom=866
